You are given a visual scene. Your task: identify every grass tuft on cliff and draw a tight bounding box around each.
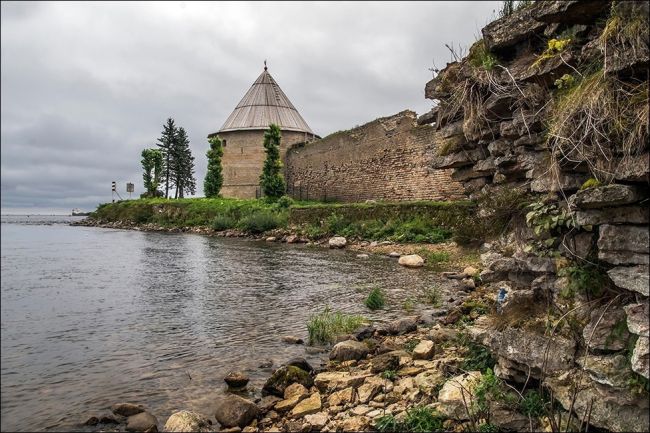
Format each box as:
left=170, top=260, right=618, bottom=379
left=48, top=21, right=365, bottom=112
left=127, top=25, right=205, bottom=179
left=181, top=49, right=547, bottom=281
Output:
left=306, top=307, right=365, bottom=345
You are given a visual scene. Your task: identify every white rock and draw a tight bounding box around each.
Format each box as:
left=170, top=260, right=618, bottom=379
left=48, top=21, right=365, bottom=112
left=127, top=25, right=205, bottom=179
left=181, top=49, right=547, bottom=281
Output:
left=329, top=237, right=347, bottom=249
left=412, top=340, right=435, bottom=360
left=437, top=371, right=482, bottom=420
left=398, top=254, right=424, bottom=268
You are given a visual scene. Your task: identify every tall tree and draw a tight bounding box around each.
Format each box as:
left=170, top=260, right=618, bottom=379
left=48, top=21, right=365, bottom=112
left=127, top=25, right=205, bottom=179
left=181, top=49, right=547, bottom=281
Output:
left=140, top=148, right=163, bottom=197
left=259, top=123, right=286, bottom=199
left=171, top=127, right=196, bottom=199
left=156, top=118, right=177, bottom=199
left=204, top=135, right=224, bottom=198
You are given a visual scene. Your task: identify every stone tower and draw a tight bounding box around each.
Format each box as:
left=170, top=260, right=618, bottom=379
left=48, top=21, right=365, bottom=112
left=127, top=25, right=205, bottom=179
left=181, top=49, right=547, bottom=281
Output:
left=209, top=63, right=318, bottom=199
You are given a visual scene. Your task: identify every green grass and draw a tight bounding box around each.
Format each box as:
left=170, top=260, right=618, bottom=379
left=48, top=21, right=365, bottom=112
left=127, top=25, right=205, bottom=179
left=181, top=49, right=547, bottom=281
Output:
left=365, top=288, right=386, bottom=310
left=306, top=307, right=366, bottom=345
left=519, top=390, right=546, bottom=417
left=376, top=406, right=446, bottom=432
left=238, top=211, right=285, bottom=234
left=381, top=369, right=397, bottom=380
left=424, top=287, right=441, bottom=307
left=403, top=297, right=416, bottom=313
left=212, top=214, right=236, bottom=231
left=404, top=338, right=421, bottom=353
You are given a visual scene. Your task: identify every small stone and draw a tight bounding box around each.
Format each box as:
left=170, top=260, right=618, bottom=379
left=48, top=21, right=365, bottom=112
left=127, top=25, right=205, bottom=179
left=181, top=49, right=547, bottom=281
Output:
left=266, top=236, right=277, bottom=242
left=328, top=387, right=354, bottom=407
left=214, top=394, right=260, bottom=429
left=388, top=251, right=401, bottom=258
left=438, top=371, right=482, bottom=420
left=290, top=392, right=322, bottom=418
left=163, top=410, right=212, bottom=432
left=111, top=403, right=145, bottom=417
left=263, top=365, right=313, bottom=397
left=356, top=254, right=369, bottom=259
left=370, top=351, right=400, bottom=373
left=631, top=336, right=649, bottom=379
left=99, top=414, right=119, bottom=425
left=385, top=317, right=418, bottom=335
left=224, top=371, right=249, bottom=388
left=624, top=302, right=650, bottom=337
left=258, top=396, right=281, bottom=412
left=286, top=235, right=299, bottom=244
left=304, top=412, right=328, bottom=430
left=284, top=383, right=309, bottom=400
left=259, top=359, right=274, bottom=369
left=328, top=237, right=347, bottom=249
left=274, top=395, right=302, bottom=413
left=329, top=340, right=369, bottom=362
left=463, top=266, right=479, bottom=276
left=282, top=336, right=304, bottom=344
left=351, top=406, right=371, bottom=416
left=126, top=411, right=158, bottom=432
left=340, top=416, right=370, bottom=432
left=461, top=278, right=476, bottom=291
left=398, top=254, right=424, bottom=268
left=412, top=340, right=435, bottom=360
left=357, top=377, right=384, bottom=403
left=84, top=416, right=99, bottom=426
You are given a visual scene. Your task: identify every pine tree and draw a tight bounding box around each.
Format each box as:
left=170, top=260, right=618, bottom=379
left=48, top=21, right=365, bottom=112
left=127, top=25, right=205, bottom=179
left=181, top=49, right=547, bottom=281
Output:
left=259, top=124, right=286, bottom=199
left=171, top=127, right=196, bottom=199
left=156, top=118, right=177, bottom=199
left=140, top=148, right=163, bottom=197
left=204, top=135, right=224, bottom=198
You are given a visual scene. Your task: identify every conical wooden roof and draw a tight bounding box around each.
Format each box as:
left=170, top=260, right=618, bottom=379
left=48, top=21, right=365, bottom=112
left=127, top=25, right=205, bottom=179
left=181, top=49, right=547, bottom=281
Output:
left=218, top=67, right=314, bottom=134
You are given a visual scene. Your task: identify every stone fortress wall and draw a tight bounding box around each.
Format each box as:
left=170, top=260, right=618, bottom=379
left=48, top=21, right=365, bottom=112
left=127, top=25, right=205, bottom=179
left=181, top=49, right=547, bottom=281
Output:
left=285, top=111, right=465, bottom=202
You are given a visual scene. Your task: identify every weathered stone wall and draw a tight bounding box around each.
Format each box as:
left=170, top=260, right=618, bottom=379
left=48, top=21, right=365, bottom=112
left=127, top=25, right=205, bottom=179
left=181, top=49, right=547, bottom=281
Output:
left=219, top=129, right=315, bottom=199
left=424, top=1, right=649, bottom=431
left=285, top=111, right=465, bottom=202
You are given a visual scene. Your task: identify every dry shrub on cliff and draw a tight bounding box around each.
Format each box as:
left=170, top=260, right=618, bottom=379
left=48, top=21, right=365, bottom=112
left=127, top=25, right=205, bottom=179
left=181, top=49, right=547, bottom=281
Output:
left=599, top=1, right=649, bottom=69
left=546, top=71, right=649, bottom=181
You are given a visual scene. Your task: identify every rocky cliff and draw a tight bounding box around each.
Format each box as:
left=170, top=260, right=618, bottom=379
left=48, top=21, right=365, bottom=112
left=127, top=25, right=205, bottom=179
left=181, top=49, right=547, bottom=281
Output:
left=421, top=1, right=649, bottom=431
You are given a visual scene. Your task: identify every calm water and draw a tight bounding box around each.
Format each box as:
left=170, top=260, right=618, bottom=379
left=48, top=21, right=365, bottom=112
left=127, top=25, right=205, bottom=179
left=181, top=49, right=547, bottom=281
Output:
left=1, top=215, right=440, bottom=431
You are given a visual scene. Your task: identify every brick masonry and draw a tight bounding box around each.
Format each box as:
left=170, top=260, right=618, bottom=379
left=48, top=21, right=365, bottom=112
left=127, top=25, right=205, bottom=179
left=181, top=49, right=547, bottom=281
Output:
left=285, top=110, right=465, bottom=202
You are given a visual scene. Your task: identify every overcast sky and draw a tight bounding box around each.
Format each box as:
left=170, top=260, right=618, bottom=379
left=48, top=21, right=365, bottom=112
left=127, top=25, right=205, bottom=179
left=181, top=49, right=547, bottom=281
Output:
left=1, top=1, right=500, bottom=214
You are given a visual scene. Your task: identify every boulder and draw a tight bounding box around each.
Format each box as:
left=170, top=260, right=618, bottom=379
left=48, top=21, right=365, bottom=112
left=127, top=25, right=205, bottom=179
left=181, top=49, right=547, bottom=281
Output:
left=385, top=317, right=418, bottom=335
left=545, top=371, right=650, bottom=432
left=285, top=357, right=313, bottom=373
left=477, top=326, right=575, bottom=376
left=463, top=266, right=479, bottom=277
left=262, top=366, right=313, bottom=397
left=84, top=416, right=99, bottom=426
left=213, top=394, right=259, bottom=429
left=624, top=302, right=650, bottom=337
left=111, top=403, right=145, bottom=417
left=398, top=254, right=424, bottom=268
left=329, top=340, right=369, bottom=362
left=576, top=354, right=635, bottom=388
left=411, top=340, right=435, bottom=360
left=532, top=0, right=610, bottom=24
left=608, top=266, right=650, bottom=296
left=572, top=184, right=642, bottom=209
left=285, top=235, right=299, bottom=244
left=352, top=325, right=376, bottom=341
left=575, top=206, right=649, bottom=226
left=370, top=351, right=400, bottom=373
left=163, top=411, right=212, bottom=432
left=290, top=392, right=321, bottom=418
left=437, top=371, right=482, bottom=420
left=126, top=412, right=158, bottom=432
left=328, top=237, right=347, bottom=249
left=598, top=225, right=649, bottom=254
left=583, top=305, right=630, bottom=351
left=631, top=336, right=649, bottom=379
left=314, top=371, right=370, bottom=392
left=224, top=372, right=249, bottom=388
left=413, top=370, right=445, bottom=393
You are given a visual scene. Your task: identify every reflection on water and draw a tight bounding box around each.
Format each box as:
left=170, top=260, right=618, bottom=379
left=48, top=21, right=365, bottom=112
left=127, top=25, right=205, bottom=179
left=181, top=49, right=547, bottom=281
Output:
left=1, top=217, right=440, bottom=431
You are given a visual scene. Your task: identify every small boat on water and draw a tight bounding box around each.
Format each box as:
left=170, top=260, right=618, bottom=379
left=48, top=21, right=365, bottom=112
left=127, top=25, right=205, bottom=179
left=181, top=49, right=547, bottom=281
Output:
left=71, top=208, right=91, bottom=216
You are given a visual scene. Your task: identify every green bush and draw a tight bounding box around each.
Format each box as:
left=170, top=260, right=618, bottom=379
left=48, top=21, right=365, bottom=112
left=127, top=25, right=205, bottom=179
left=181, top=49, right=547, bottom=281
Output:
left=365, top=288, right=386, bottom=310
left=212, top=214, right=236, bottom=231
left=381, top=369, right=397, bottom=380
left=306, top=307, right=366, bottom=345
left=375, top=407, right=446, bottom=432
left=404, top=338, right=421, bottom=353
left=238, top=211, right=285, bottom=234
left=276, top=195, right=294, bottom=209
left=557, top=263, right=607, bottom=298
left=519, top=390, right=546, bottom=417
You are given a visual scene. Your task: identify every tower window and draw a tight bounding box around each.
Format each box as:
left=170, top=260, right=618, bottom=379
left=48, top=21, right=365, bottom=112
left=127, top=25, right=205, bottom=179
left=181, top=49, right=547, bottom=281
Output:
left=223, top=139, right=227, bottom=147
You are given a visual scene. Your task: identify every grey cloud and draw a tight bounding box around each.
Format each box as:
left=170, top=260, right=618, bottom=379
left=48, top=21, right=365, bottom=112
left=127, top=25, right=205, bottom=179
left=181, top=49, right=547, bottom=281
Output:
left=1, top=1, right=501, bottom=213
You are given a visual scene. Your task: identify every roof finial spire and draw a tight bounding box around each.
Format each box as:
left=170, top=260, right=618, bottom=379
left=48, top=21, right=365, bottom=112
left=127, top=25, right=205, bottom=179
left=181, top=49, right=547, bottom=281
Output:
left=264, top=59, right=267, bottom=71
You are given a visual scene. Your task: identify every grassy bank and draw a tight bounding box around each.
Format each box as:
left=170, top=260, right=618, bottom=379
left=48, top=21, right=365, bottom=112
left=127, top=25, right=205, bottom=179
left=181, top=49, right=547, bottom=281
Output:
left=90, top=198, right=481, bottom=242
